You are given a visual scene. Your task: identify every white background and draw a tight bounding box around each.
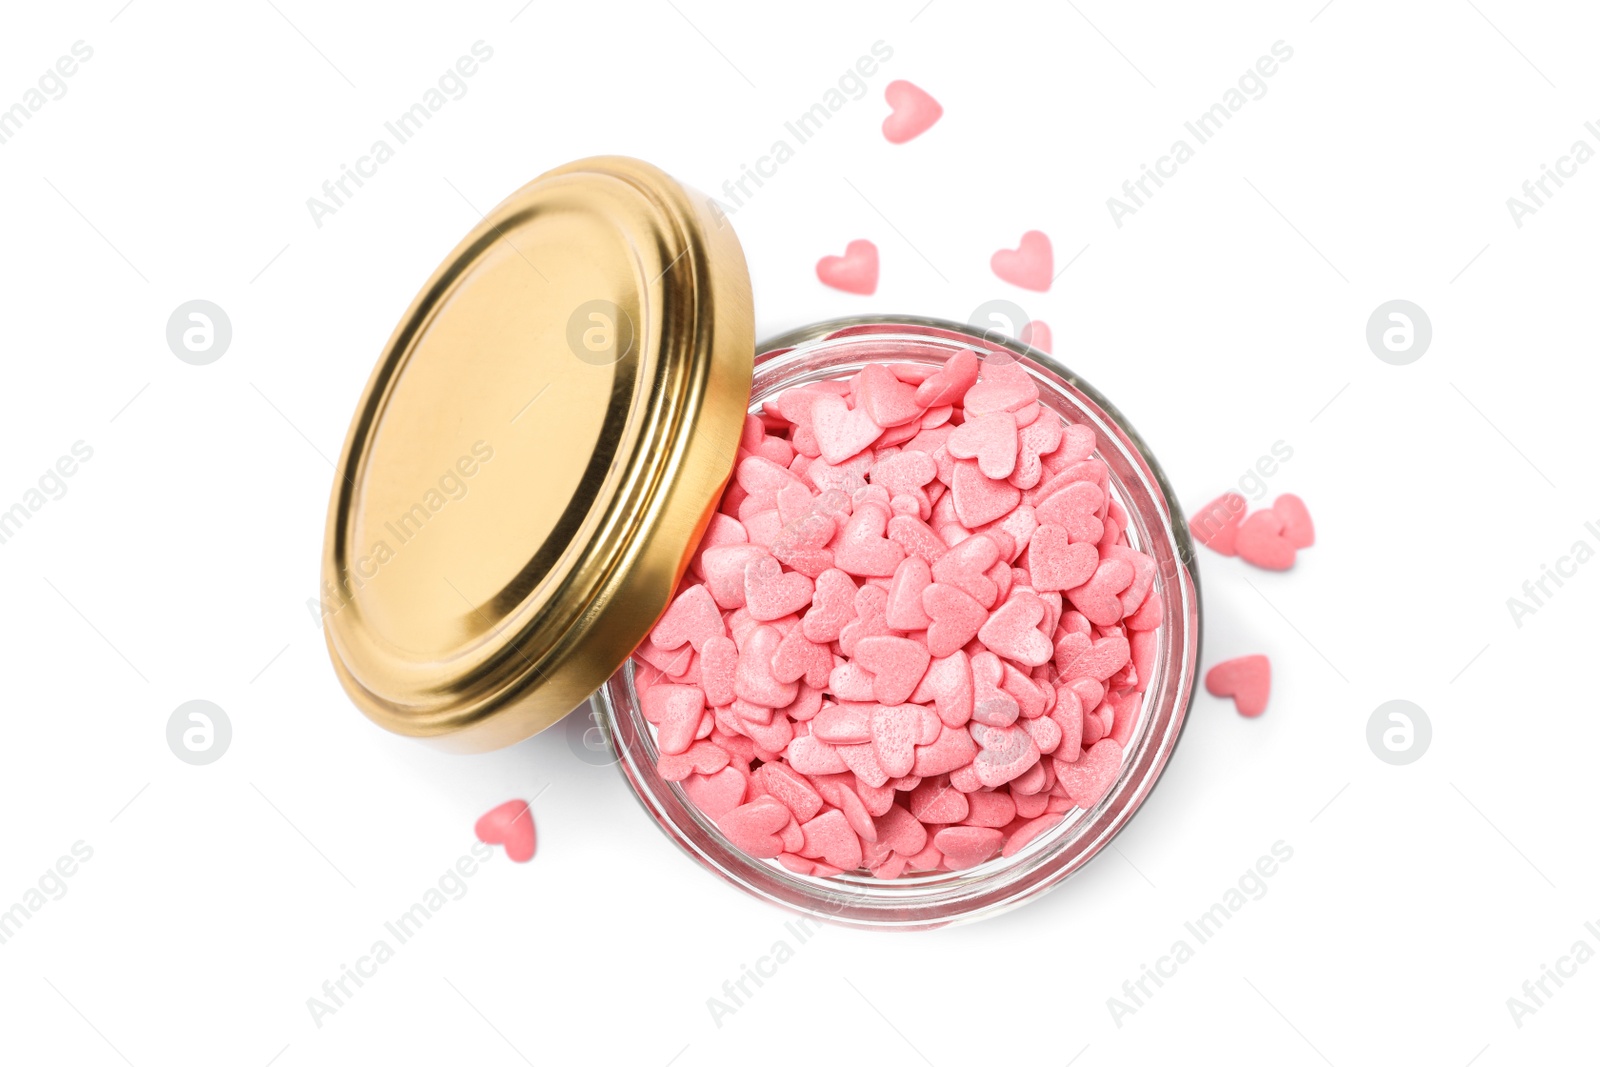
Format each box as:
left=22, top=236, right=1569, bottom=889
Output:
left=2, top=1, right=1596, bottom=1064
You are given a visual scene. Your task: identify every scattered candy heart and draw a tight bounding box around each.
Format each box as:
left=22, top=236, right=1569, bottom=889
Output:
left=475, top=800, right=536, bottom=863
left=882, top=79, right=943, bottom=144
left=816, top=239, right=879, bottom=295
left=1235, top=510, right=1296, bottom=571
left=991, top=230, right=1054, bottom=292
left=1272, top=493, right=1315, bottom=548
left=1205, top=654, right=1270, bottom=717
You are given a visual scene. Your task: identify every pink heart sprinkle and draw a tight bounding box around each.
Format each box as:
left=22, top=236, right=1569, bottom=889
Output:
left=884, top=555, right=934, bottom=630
left=800, top=809, right=864, bottom=870
left=1028, top=524, right=1100, bottom=592
left=931, top=533, right=1001, bottom=606
left=1189, top=491, right=1247, bottom=556
left=682, top=765, right=748, bottom=820
left=874, top=803, right=928, bottom=855
left=833, top=502, right=906, bottom=577
left=853, top=635, right=932, bottom=705
left=869, top=703, right=925, bottom=778
left=977, top=589, right=1053, bottom=667
left=921, top=582, right=988, bottom=658
left=1035, top=480, right=1105, bottom=544
left=1056, top=738, right=1123, bottom=809
left=969, top=651, right=1020, bottom=726
left=719, top=797, right=791, bottom=858
left=801, top=568, right=859, bottom=643
left=882, top=79, right=943, bottom=144
left=856, top=363, right=925, bottom=428
left=970, top=722, right=1041, bottom=788
left=649, top=584, right=725, bottom=652
left=475, top=800, right=536, bottom=863
left=991, top=230, right=1054, bottom=292
left=743, top=553, right=815, bottom=621
left=1066, top=557, right=1135, bottom=628
left=1271, top=493, right=1315, bottom=549
left=816, top=239, right=879, bottom=295
left=950, top=460, right=1023, bottom=528
left=914, top=350, right=981, bottom=408
left=946, top=410, right=1019, bottom=480
left=1236, top=510, right=1297, bottom=571
left=933, top=825, right=1004, bottom=870
left=963, top=359, right=1039, bottom=417
left=911, top=650, right=974, bottom=728
left=1205, top=654, right=1271, bottom=717
left=810, top=392, right=882, bottom=465
left=909, top=777, right=969, bottom=823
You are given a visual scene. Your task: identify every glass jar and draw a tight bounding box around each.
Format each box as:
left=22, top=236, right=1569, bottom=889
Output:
left=596, top=316, right=1200, bottom=929
left=321, top=157, right=1200, bottom=930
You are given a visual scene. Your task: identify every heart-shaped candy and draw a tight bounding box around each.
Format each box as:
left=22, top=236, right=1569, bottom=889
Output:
left=991, top=230, right=1053, bottom=291
left=719, top=797, right=792, bottom=859
left=475, top=800, right=536, bottom=863
left=769, top=512, right=836, bottom=578
left=1036, top=481, right=1105, bottom=544
left=770, top=623, right=833, bottom=688
left=816, top=239, right=879, bottom=295
left=885, top=555, right=934, bottom=630
left=908, top=777, right=969, bottom=823
left=1027, top=523, right=1100, bottom=592
left=869, top=703, right=926, bottom=778
left=1009, top=412, right=1064, bottom=490
left=833, top=502, right=906, bottom=577
left=752, top=762, right=823, bottom=822
left=682, top=766, right=748, bottom=820
left=1205, top=654, right=1270, bottom=717
left=977, top=589, right=1053, bottom=667
left=1020, top=319, right=1052, bottom=352
left=1271, top=493, right=1315, bottom=549
left=799, top=809, right=864, bottom=870
left=931, top=533, right=1001, bottom=606
left=946, top=411, right=1019, bottom=480
left=801, top=568, right=858, bottom=643
left=855, top=363, right=924, bottom=427
left=1236, top=510, right=1296, bottom=570
left=950, top=459, right=1023, bottom=528
left=733, top=624, right=799, bottom=707
left=1066, top=557, right=1135, bottom=627
left=914, top=349, right=981, bottom=407
left=1055, top=738, right=1123, bottom=808
left=809, top=392, right=881, bottom=464
left=873, top=803, right=928, bottom=855
left=882, top=79, right=943, bottom=143
left=644, top=684, right=706, bottom=755
left=656, top=739, right=731, bottom=781
left=963, top=359, right=1040, bottom=417
left=853, top=635, right=932, bottom=705
left=911, top=723, right=978, bottom=777
left=1189, top=491, right=1247, bottom=556
left=921, top=582, right=988, bottom=657
left=650, top=583, right=725, bottom=652
left=742, top=553, right=814, bottom=621
left=911, top=650, right=974, bottom=727
left=969, top=651, right=1020, bottom=726
left=933, top=825, right=1004, bottom=869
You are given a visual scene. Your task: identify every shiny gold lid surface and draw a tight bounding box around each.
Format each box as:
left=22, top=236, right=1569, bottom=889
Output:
left=322, top=157, right=753, bottom=751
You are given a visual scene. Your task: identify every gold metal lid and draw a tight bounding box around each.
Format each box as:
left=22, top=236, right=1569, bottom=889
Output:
left=321, top=157, right=754, bottom=751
